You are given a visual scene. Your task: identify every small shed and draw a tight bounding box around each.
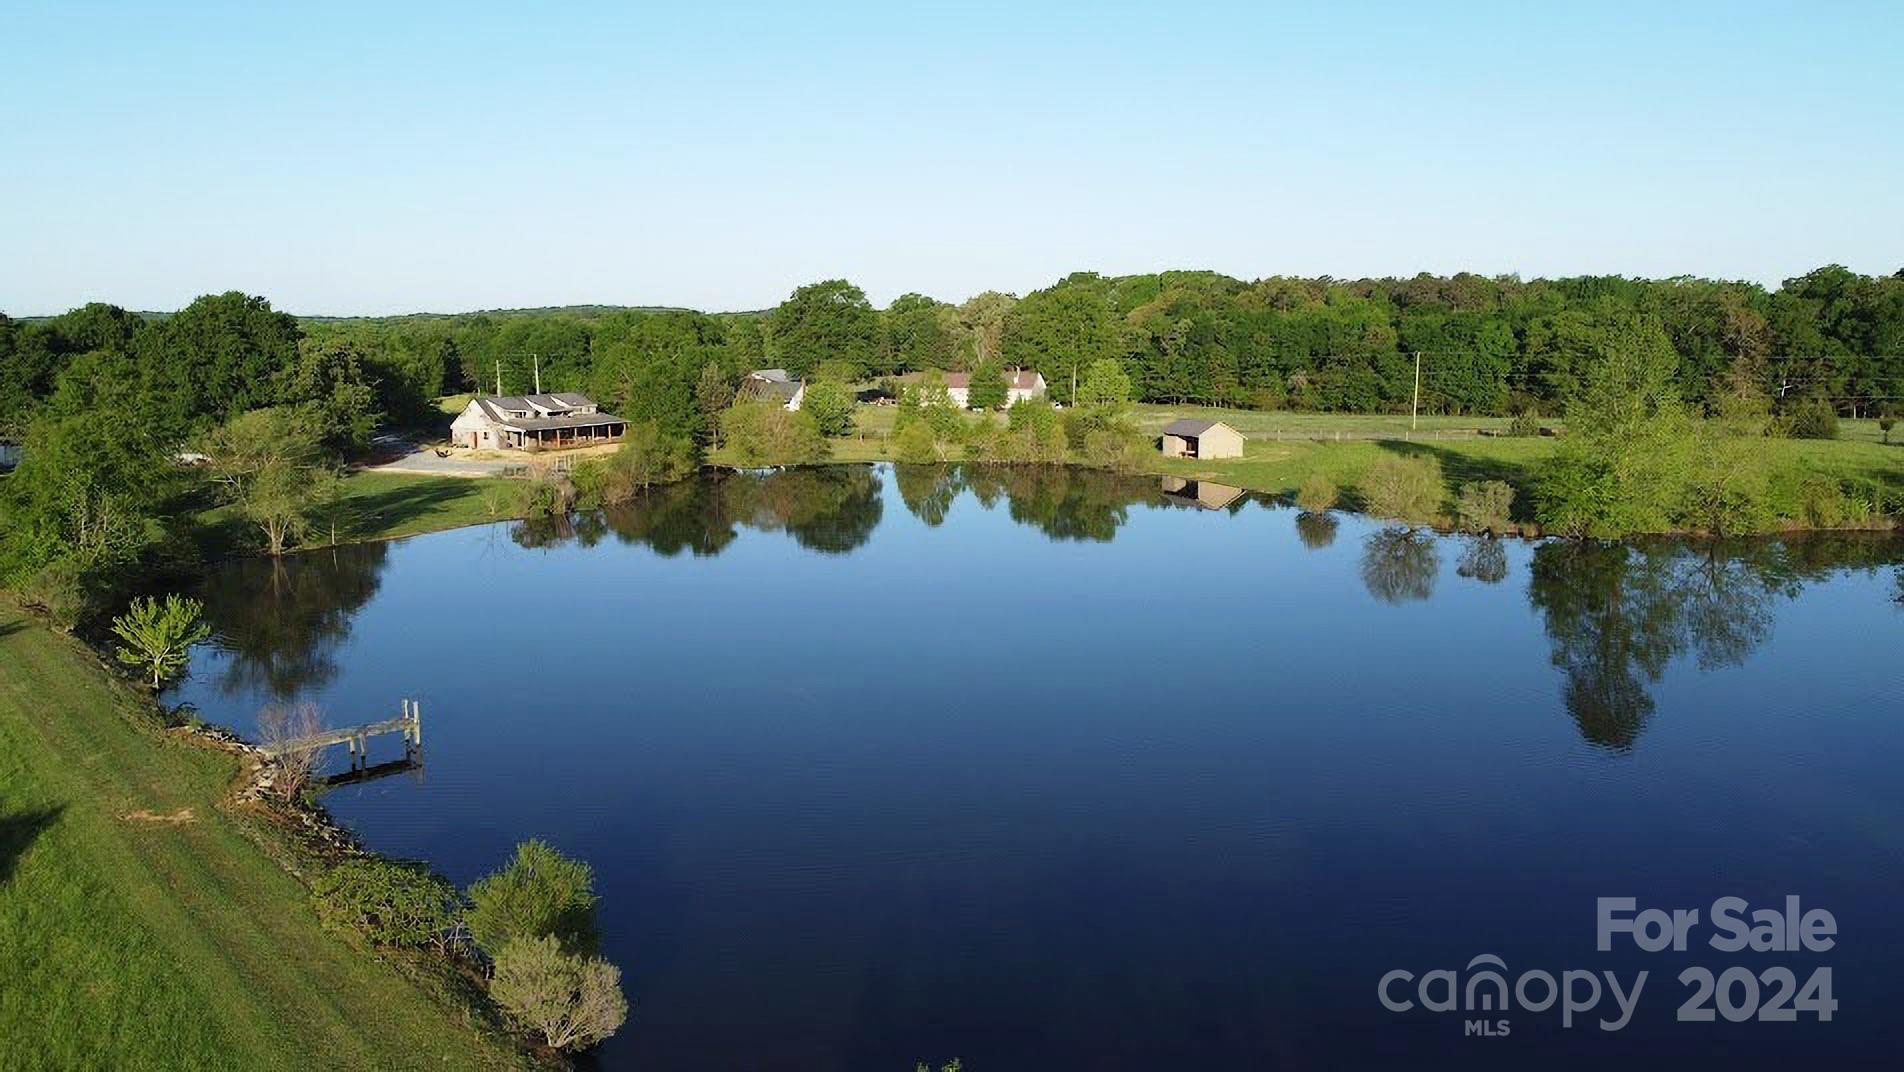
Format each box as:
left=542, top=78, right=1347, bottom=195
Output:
left=1159, top=418, right=1245, bottom=460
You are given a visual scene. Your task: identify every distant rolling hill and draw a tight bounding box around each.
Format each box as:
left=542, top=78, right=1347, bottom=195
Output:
left=16, top=304, right=770, bottom=324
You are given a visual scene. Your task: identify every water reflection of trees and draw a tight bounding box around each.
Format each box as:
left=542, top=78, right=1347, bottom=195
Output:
left=519, top=464, right=1167, bottom=555
left=196, top=542, right=389, bottom=700
left=891, top=464, right=1165, bottom=541
left=1359, top=528, right=1439, bottom=603
left=1456, top=537, right=1508, bottom=584
left=516, top=466, right=885, bottom=556
left=1294, top=511, right=1338, bottom=549
left=892, top=464, right=961, bottom=527
left=1527, top=537, right=1903, bottom=752
left=964, top=466, right=1162, bottom=542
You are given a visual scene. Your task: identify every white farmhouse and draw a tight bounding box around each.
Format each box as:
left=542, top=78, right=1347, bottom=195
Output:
left=914, top=369, right=1048, bottom=409
left=450, top=393, right=628, bottom=451
left=738, top=369, right=807, bottom=410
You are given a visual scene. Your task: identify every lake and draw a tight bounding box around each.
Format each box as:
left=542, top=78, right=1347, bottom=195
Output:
left=172, top=464, right=1904, bottom=1070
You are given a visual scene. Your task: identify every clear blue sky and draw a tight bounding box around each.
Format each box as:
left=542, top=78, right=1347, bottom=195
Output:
left=4, top=1, right=1899, bottom=316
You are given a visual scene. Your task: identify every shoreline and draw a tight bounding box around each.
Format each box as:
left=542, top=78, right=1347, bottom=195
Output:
left=261, top=457, right=1901, bottom=565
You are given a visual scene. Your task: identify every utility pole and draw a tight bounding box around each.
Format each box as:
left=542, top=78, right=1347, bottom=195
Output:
left=1410, top=351, right=1422, bottom=433
left=532, top=353, right=542, bottom=395
left=494, top=360, right=503, bottom=397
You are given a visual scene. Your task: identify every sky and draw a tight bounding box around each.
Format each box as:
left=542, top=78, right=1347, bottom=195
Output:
left=3, top=1, right=1900, bottom=317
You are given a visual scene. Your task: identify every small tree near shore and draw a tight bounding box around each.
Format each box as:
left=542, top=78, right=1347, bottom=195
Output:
left=1294, top=474, right=1338, bottom=513
left=467, top=840, right=601, bottom=957
left=257, top=701, right=324, bottom=800
left=721, top=402, right=827, bottom=465
left=490, top=934, right=628, bottom=1052
left=1359, top=455, right=1444, bottom=527
left=1455, top=480, right=1515, bottom=534
left=111, top=594, right=211, bottom=689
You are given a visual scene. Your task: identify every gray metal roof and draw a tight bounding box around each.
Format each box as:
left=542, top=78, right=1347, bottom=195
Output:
left=474, top=393, right=600, bottom=420
left=1161, top=418, right=1229, bottom=437
left=738, top=375, right=801, bottom=403
left=498, top=412, right=626, bottom=432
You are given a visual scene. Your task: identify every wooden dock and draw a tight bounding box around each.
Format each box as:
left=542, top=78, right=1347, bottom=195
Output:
left=261, top=699, right=422, bottom=770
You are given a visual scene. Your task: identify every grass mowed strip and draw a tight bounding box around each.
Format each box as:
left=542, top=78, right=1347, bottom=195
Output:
left=199, top=470, right=527, bottom=554
left=0, top=611, right=528, bottom=1071
left=332, top=471, right=526, bottom=541
left=1131, top=402, right=1524, bottom=438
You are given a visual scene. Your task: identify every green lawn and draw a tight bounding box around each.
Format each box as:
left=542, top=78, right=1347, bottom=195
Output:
left=199, top=470, right=530, bottom=557
left=331, top=471, right=529, bottom=541
left=0, top=609, right=532, bottom=1070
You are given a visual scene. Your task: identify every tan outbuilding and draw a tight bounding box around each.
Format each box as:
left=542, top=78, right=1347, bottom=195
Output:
left=1161, top=476, right=1246, bottom=510
left=1159, top=418, right=1245, bottom=460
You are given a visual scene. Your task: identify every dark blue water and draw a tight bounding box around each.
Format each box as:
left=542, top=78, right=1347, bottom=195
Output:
left=173, top=465, right=1904, bottom=1070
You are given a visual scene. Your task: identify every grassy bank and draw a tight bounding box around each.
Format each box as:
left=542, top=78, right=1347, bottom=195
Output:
left=1137, top=413, right=1901, bottom=524
left=327, top=471, right=529, bottom=541
left=0, top=607, right=533, bottom=1070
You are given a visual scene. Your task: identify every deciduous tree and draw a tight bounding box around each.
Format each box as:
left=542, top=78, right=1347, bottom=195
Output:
left=467, top=840, right=602, bottom=957
left=111, top=593, right=211, bottom=688
left=767, top=280, right=880, bottom=379
left=490, top=935, right=628, bottom=1052
left=202, top=407, right=337, bottom=555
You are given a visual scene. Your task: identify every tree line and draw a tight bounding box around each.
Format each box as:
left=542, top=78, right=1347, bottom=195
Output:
left=9, top=264, right=1895, bottom=447
left=320, top=262, right=1894, bottom=419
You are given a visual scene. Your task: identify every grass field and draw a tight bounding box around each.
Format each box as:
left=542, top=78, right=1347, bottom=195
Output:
left=330, top=471, right=528, bottom=540
left=1138, top=406, right=1902, bottom=517
left=0, top=608, right=531, bottom=1070
left=716, top=402, right=1902, bottom=524
left=198, top=470, right=529, bottom=558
